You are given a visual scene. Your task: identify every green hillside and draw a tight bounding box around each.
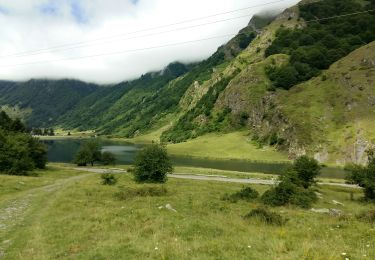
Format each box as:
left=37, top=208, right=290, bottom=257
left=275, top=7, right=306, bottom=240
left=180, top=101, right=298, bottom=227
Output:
left=0, top=79, right=98, bottom=127
left=57, top=62, right=191, bottom=134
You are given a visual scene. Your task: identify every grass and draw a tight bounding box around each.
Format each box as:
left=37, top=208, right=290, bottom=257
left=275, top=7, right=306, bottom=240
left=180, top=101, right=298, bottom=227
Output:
left=167, top=131, right=288, bottom=162
left=0, top=166, right=87, bottom=198
left=1, top=167, right=374, bottom=259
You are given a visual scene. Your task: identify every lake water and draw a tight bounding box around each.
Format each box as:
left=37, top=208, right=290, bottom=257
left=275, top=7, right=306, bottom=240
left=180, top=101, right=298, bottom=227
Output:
left=44, top=139, right=347, bottom=179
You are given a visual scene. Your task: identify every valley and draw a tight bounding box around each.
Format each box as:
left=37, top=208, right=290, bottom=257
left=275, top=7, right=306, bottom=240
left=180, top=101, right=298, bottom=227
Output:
left=1, top=0, right=375, bottom=259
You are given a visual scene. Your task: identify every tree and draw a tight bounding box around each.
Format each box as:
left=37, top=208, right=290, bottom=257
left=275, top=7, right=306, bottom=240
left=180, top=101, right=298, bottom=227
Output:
left=261, top=156, right=320, bottom=208
left=74, top=140, right=102, bottom=166
left=101, top=151, right=116, bottom=165
left=292, top=156, right=321, bottom=188
left=0, top=111, right=12, bottom=130
left=346, top=149, right=375, bottom=201
left=266, top=64, right=298, bottom=90
left=28, top=137, right=48, bottom=169
left=10, top=118, right=26, bottom=133
left=133, top=143, right=173, bottom=183
left=0, top=111, right=47, bottom=175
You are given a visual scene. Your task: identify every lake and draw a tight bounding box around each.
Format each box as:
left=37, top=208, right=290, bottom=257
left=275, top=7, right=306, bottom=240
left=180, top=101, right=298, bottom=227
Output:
left=44, top=138, right=347, bottom=179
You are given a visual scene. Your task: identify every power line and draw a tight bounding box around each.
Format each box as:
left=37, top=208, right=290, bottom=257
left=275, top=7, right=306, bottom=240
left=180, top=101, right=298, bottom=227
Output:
left=0, top=0, right=289, bottom=58
left=305, top=9, right=375, bottom=23
left=1, top=7, right=374, bottom=69
left=5, top=14, right=254, bottom=59
left=0, top=33, right=238, bottom=69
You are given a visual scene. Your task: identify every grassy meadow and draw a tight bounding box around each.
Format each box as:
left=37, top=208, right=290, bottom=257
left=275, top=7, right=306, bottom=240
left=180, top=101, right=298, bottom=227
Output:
left=167, top=132, right=288, bottom=162
left=0, top=166, right=374, bottom=259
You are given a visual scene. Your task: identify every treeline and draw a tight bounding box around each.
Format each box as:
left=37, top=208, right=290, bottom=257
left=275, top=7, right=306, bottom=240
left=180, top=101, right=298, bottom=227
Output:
left=265, top=0, right=375, bottom=89
left=73, top=140, right=116, bottom=166
left=0, top=111, right=47, bottom=175
left=31, top=128, right=55, bottom=136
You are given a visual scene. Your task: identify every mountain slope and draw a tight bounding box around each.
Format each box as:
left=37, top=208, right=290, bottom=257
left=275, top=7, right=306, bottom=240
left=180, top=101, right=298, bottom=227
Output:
left=57, top=62, right=191, bottom=133
left=275, top=41, right=375, bottom=164
left=157, top=0, right=375, bottom=164
left=57, top=22, right=258, bottom=137
left=0, top=79, right=98, bottom=127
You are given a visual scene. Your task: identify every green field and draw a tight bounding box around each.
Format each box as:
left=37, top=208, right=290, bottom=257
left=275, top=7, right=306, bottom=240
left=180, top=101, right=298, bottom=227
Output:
left=167, top=132, right=288, bottom=162
left=1, top=166, right=374, bottom=259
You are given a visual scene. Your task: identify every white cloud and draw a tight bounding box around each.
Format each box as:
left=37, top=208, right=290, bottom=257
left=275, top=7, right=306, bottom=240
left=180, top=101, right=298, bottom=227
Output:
left=0, top=0, right=299, bottom=84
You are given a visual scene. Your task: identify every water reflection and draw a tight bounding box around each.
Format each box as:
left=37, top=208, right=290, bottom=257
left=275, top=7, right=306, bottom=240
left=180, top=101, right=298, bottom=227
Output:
left=44, top=139, right=346, bottom=179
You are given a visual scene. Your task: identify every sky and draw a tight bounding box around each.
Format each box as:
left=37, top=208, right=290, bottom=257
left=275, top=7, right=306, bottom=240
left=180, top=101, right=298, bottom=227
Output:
left=0, top=0, right=299, bottom=84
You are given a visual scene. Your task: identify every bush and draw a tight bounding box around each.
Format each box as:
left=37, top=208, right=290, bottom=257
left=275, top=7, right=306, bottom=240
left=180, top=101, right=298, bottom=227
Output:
left=244, top=208, right=287, bottom=226
left=261, top=156, right=319, bottom=208
left=357, top=209, right=375, bottom=223
left=222, top=186, right=259, bottom=202
left=133, top=143, right=173, bottom=183
left=115, top=186, right=168, bottom=200
left=101, top=172, right=118, bottom=185
left=261, top=181, right=317, bottom=209
left=289, top=188, right=318, bottom=208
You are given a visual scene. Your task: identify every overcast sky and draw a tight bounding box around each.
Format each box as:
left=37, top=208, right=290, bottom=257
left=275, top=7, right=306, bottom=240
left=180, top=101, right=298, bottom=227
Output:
left=0, top=0, right=299, bottom=84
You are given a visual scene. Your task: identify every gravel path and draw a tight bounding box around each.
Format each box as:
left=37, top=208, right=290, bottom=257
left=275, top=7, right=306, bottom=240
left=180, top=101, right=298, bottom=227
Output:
left=72, top=167, right=360, bottom=189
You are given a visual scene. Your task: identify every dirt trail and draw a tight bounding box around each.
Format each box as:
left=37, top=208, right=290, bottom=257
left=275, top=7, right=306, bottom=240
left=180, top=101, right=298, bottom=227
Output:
left=0, top=173, right=93, bottom=258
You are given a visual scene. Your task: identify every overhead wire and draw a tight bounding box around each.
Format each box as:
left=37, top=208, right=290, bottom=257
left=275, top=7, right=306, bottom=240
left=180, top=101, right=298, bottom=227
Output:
left=0, top=6, right=374, bottom=69
left=0, top=0, right=290, bottom=58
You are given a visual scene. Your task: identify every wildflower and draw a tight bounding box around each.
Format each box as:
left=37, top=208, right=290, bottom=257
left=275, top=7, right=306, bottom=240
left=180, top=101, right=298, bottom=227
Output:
left=155, top=247, right=158, bottom=250
left=341, top=252, right=347, bottom=256
left=247, top=245, right=252, bottom=248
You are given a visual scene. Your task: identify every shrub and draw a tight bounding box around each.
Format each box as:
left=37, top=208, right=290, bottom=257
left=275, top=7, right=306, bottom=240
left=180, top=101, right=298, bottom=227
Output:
left=261, top=156, right=319, bottom=208
left=244, top=208, right=287, bottom=226
left=357, top=209, right=375, bottom=223
left=133, top=143, right=173, bottom=183
left=115, top=186, right=167, bottom=200
left=261, top=180, right=317, bottom=209
left=222, top=186, right=259, bottom=202
left=261, top=180, right=297, bottom=206
left=289, top=187, right=318, bottom=208
left=101, top=172, right=118, bottom=185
